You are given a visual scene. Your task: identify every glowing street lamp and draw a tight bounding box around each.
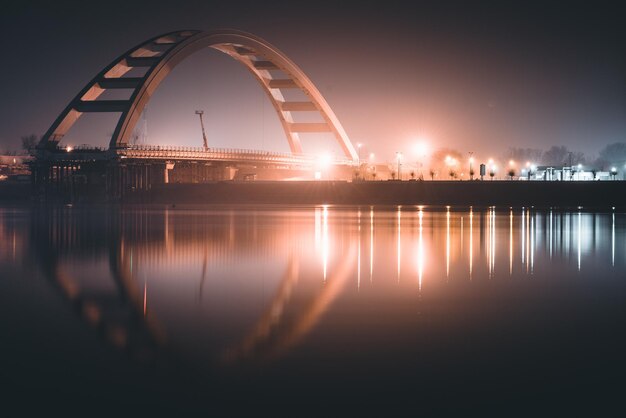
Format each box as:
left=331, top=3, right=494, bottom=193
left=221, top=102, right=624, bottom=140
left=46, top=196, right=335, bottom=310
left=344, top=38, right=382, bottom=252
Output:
left=573, top=163, right=583, bottom=181
left=508, top=160, right=516, bottom=180
left=415, top=141, right=428, bottom=157
left=469, top=152, right=475, bottom=180
left=414, top=141, right=428, bottom=179
left=396, top=152, right=403, bottom=180
left=445, top=155, right=458, bottom=180
left=316, top=154, right=332, bottom=180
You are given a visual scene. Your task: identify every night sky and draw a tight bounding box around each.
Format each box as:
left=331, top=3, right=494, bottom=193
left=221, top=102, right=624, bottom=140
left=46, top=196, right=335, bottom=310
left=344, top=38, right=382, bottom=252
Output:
left=1, top=1, right=624, bottom=162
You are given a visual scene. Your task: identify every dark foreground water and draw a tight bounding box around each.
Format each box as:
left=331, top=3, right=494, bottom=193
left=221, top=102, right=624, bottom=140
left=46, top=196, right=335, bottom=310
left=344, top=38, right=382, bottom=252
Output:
left=1, top=204, right=625, bottom=415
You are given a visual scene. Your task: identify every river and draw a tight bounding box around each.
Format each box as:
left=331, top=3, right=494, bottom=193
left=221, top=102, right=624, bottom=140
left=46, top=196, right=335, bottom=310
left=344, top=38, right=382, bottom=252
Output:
left=1, top=204, right=624, bottom=414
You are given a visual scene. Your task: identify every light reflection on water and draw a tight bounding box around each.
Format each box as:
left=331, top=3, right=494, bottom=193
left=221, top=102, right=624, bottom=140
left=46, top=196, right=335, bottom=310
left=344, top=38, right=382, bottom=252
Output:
left=1, top=205, right=625, bottom=411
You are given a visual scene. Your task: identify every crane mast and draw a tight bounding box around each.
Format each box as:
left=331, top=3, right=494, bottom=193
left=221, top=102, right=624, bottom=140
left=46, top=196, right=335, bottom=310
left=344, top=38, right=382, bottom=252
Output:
left=195, top=110, right=208, bottom=151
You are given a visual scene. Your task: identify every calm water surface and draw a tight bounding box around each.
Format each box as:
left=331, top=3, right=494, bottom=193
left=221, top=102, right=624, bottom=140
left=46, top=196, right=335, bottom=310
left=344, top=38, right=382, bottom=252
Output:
left=1, top=205, right=625, bottom=414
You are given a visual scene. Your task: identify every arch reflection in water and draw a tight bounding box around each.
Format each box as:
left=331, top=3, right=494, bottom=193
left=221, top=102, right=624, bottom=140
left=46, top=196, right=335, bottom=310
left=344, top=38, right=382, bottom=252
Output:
left=17, top=205, right=626, bottom=370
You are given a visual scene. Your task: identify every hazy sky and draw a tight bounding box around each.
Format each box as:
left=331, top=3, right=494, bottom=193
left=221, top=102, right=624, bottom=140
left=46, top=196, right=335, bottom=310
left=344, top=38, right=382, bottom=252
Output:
left=1, top=1, right=624, bottom=162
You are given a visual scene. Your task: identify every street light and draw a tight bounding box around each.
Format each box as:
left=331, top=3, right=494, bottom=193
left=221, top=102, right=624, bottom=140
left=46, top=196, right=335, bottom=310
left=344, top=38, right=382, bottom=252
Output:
left=508, top=160, right=516, bottom=180
left=574, top=163, right=583, bottom=181
left=415, top=141, right=428, bottom=179
left=469, top=152, right=474, bottom=180
left=396, top=152, right=403, bottom=180
left=317, top=154, right=332, bottom=180
left=490, top=165, right=496, bottom=180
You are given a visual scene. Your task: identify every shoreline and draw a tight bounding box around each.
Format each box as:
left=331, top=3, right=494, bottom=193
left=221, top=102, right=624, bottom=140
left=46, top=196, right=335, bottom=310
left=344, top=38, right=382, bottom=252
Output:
left=130, top=180, right=626, bottom=208
left=3, top=180, right=626, bottom=208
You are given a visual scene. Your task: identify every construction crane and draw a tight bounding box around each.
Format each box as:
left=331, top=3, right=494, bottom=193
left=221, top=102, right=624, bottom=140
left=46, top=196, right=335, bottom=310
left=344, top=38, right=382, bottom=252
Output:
left=195, top=110, right=208, bottom=151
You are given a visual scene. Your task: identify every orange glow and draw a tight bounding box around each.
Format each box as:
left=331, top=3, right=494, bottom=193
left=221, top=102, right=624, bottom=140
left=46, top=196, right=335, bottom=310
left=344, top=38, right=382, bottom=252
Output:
left=418, top=208, right=424, bottom=291
left=397, top=207, right=401, bottom=282
left=446, top=207, right=450, bottom=278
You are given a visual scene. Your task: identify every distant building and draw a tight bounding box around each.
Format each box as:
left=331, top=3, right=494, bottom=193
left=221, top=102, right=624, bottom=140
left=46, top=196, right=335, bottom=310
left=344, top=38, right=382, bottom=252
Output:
left=521, top=165, right=614, bottom=181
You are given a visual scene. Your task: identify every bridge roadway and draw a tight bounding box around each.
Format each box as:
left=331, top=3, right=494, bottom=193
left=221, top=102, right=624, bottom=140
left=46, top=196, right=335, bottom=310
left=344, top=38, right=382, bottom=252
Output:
left=40, top=144, right=354, bottom=167
left=117, top=144, right=354, bottom=167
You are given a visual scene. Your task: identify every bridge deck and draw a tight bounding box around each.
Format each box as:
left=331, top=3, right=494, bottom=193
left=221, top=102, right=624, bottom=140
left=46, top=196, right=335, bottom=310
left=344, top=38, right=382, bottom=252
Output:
left=38, top=145, right=355, bottom=167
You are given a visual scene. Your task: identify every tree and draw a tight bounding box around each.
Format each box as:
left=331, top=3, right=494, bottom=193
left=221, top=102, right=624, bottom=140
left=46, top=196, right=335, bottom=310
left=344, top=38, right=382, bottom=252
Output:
left=599, top=142, right=626, bottom=163
left=569, top=151, right=586, bottom=165
left=541, top=146, right=569, bottom=166
left=507, top=147, right=543, bottom=165
left=429, top=169, right=436, bottom=181
left=21, top=134, right=39, bottom=152
left=596, top=142, right=626, bottom=170
left=508, top=168, right=516, bottom=180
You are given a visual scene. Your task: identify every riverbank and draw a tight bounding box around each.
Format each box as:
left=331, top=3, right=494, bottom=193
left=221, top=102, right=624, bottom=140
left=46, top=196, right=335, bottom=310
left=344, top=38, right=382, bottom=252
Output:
left=126, top=180, right=626, bottom=208
left=4, top=180, right=625, bottom=208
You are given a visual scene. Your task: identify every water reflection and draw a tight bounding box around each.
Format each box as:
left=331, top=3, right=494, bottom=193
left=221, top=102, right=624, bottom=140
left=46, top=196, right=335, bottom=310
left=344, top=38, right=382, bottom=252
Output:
left=1, top=205, right=625, bottom=370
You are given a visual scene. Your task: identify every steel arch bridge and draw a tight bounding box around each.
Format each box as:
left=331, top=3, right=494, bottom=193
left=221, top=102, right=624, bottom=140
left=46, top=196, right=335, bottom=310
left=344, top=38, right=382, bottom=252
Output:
left=38, top=29, right=358, bottom=161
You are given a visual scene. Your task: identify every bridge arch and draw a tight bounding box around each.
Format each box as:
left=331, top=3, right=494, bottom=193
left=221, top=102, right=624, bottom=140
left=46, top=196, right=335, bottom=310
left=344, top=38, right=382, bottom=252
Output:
left=39, top=30, right=358, bottom=160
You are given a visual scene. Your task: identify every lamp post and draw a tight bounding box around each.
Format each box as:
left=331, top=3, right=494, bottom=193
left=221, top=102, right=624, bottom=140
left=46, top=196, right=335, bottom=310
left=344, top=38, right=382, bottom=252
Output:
left=469, top=152, right=474, bottom=180
left=396, top=152, right=403, bottom=180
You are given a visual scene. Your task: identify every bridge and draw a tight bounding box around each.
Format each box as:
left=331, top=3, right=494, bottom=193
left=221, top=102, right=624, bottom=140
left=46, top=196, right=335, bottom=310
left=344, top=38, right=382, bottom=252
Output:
left=33, top=30, right=359, bottom=197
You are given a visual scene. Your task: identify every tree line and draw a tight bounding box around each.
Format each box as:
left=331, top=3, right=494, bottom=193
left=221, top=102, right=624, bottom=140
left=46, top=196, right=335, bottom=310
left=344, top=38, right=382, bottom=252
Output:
left=506, top=143, right=626, bottom=170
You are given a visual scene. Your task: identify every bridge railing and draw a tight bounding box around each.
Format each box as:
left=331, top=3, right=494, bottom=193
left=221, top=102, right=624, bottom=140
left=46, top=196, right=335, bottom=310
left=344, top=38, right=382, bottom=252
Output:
left=116, top=144, right=355, bottom=165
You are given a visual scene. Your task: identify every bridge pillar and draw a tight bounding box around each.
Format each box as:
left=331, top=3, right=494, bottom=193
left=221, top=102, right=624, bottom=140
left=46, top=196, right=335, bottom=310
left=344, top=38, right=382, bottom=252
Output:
left=164, top=162, right=175, bottom=184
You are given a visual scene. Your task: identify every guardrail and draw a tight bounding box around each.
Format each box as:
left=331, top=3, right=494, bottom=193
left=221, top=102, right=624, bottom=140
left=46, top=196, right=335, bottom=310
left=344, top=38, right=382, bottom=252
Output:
left=37, top=144, right=356, bottom=166
left=115, top=144, right=355, bottom=165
